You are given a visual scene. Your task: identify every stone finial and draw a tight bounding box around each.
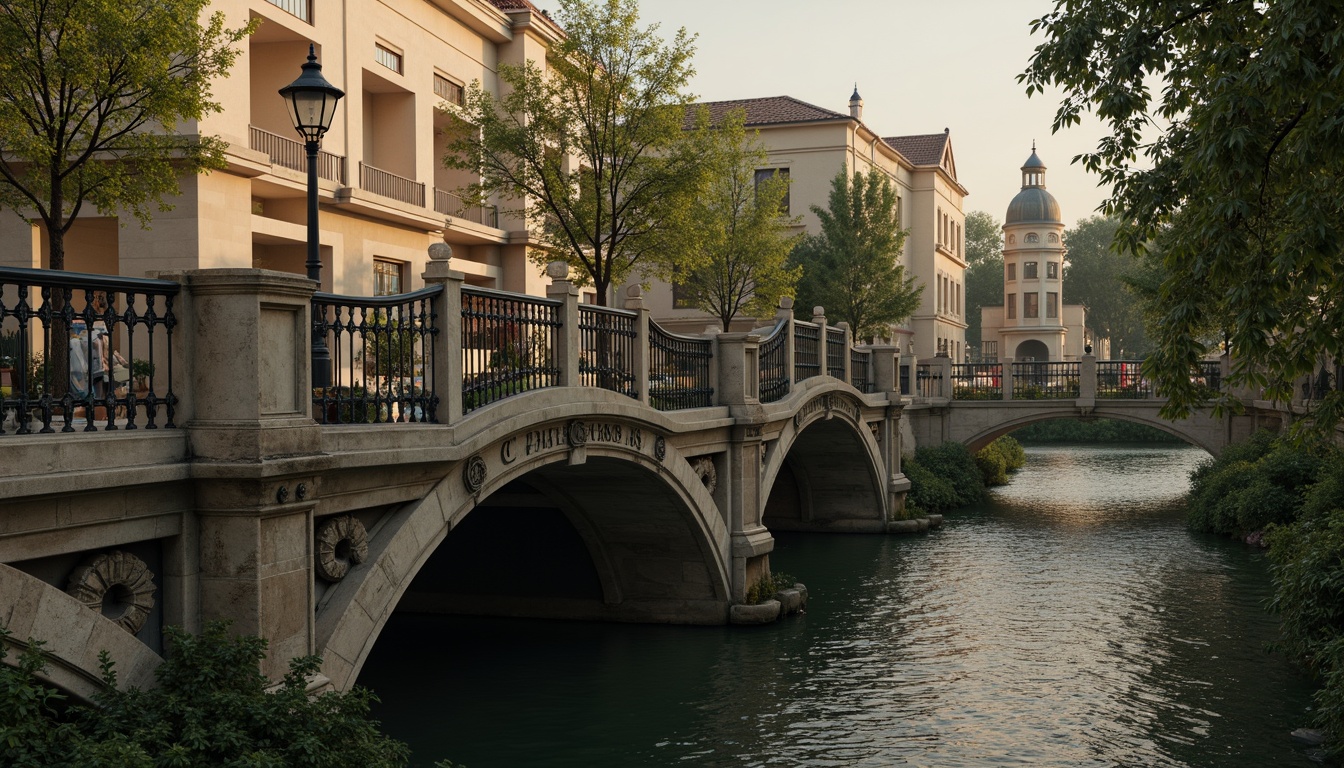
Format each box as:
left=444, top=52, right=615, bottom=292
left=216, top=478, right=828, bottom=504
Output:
left=813, top=306, right=824, bottom=317
left=428, top=242, right=452, bottom=261
left=625, top=284, right=642, bottom=298
left=546, top=261, right=570, bottom=280
left=778, top=296, right=794, bottom=310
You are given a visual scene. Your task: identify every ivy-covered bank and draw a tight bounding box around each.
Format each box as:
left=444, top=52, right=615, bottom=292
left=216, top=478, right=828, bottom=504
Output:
left=903, top=436, right=1026, bottom=517
left=1186, top=431, right=1344, bottom=757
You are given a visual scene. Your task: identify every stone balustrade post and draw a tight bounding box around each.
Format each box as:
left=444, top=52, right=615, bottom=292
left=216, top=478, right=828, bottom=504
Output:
left=422, top=243, right=465, bottom=423
left=934, top=353, right=953, bottom=399
left=1080, top=353, right=1097, bottom=408
left=811, top=306, right=827, bottom=379
left=837, top=321, right=853, bottom=385
left=1001, top=357, right=1015, bottom=400
left=870, top=344, right=900, bottom=394
left=545, top=262, right=581, bottom=387
left=715, top=332, right=762, bottom=407
left=624, top=285, right=650, bottom=405
left=776, top=297, right=796, bottom=392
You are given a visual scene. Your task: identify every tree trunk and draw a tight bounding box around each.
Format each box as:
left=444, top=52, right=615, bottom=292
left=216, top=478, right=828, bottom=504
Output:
left=45, top=221, right=71, bottom=405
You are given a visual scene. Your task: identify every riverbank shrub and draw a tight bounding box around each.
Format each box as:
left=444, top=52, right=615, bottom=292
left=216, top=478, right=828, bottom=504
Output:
left=975, top=435, right=1027, bottom=486
left=0, top=622, right=415, bottom=767
left=1011, top=418, right=1182, bottom=444
left=1185, top=430, right=1323, bottom=537
left=905, top=441, right=992, bottom=516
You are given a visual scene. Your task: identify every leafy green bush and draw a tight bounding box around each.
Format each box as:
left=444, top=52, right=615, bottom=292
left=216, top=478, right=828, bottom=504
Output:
left=745, top=571, right=797, bottom=604
left=904, top=442, right=985, bottom=516
left=0, top=622, right=416, bottom=767
left=1012, top=418, right=1182, bottom=444
left=975, top=435, right=1027, bottom=486
left=1185, top=430, right=1321, bottom=537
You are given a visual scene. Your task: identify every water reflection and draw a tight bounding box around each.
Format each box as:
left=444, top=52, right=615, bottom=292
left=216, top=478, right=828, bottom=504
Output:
left=360, top=445, right=1316, bottom=767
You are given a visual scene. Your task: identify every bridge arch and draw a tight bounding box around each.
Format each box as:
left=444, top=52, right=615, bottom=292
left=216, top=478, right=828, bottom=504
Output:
left=763, top=388, right=888, bottom=533
left=961, top=410, right=1220, bottom=456
left=315, top=417, right=730, bottom=692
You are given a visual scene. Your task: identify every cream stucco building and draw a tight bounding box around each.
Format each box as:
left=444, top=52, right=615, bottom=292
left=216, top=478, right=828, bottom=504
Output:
left=0, top=0, right=561, bottom=296
left=979, top=148, right=1097, bottom=362
left=639, top=90, right=970, bottom=361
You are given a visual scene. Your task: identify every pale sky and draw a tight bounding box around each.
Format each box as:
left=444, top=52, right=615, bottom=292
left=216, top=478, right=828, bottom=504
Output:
left=530, top=0, right=1113, bottom=228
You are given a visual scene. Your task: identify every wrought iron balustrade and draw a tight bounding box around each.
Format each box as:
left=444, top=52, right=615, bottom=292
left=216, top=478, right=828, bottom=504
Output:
left=461, top=286, right=561, bottom=413
left=899, top=363, right=911, bottom=396
left=915, top=363, right=942, bottom=398
left=359, top=162, right=425, bottom=207
left=248, top=125, right=346, bottom=183
left=793, top=321, right=821, bottom=381
left=1011, top=361, right=1080, bottom=399
left=1198, top=360, right=1222, bottom=392
left=649, top=321, right=713, bottom=410
left=579, top=305, right=637, bottom=397
left=850, top=349, right=872, bottom=393
left=433, top=188, right=499, bottom=228
left=0, top=267, right=178, bottom=435
left=1097, top=360, right=1152, bottom=399
left=826, top=328, right=846, bottom=378
left=758, top=321, right=789, bottom=404
left=312, top=286, right=441, bottom=424
left=952, top=363, right=1003, bottom=400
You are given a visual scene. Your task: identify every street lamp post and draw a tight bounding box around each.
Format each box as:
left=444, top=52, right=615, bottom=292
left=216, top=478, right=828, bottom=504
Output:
left=280, top=44, right=344, bottom=389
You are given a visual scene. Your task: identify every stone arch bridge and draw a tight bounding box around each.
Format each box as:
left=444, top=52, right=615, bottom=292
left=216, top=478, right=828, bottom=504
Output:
left=0, top=258, right=1276, bottom=696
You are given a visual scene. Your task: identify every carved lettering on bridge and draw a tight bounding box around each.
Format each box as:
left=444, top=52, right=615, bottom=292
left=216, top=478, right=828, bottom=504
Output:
left=512, top=422, right=646, bottom=459
left=794, top=393, right=862, bottom=428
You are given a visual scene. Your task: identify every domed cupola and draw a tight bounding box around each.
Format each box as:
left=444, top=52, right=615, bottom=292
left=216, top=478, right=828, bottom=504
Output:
left=1005, top=145, right=1062, bottom=225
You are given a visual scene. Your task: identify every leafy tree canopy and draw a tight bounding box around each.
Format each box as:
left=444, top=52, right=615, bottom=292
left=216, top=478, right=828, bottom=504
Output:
left=963, top=210, right=1004, bottom=351
left=678, top=109, right=801, bottom=331
left=446, top=0, right=706, bottom=305
left=1022, top=0, right=1344, bottom=427
left=0, top=0, right=251, bottom=270
left=791, top=166, right=922, bottom=340
left=1062, top=216, right=1151, bottom=358
left=964, top=210, right=1003, bottom=266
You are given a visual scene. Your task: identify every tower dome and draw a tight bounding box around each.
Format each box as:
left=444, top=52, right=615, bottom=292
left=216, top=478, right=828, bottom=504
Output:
left=1005, top=148, right=1061, bottom=225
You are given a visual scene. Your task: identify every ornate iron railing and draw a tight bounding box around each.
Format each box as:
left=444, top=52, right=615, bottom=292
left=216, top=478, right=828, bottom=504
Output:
left=1199, top=360, right=1222, bottom=392
left=1097, top=360, right=1151, bottom=399
left=758, top=320, right=789, bottom=404
left=826, top=328, right=846, bottom=379
left=433, top=188, right=499, bottom=228
left=0, top=267, right=178, bottom=435
left=461, top=287, right=561, bottom=413
left=249, top=125, right=346, bottom=183
left=793, top=321, right=821, bottom=381
left=915, top=363, right=942, bottom=398
left=899, top=363, right=911, bottom=396
left=1012, top=361, right=1080, bottom=399
left=951, top=363, right=1003, bottom=400
left=578, top=305, right=637, bottom=397
left=649, top=321, right=713, bottom=410
left=312, top=286, right=441, bottom=424
left=850, top=348, right=872, bottom=393
left=359, top=162, right=425, bottom=207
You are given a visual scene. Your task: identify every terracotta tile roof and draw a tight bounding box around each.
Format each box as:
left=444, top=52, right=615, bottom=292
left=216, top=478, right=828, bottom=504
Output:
left=883, top=132, right=949, bottom=167
left=689, top=96, right=850, bottom=129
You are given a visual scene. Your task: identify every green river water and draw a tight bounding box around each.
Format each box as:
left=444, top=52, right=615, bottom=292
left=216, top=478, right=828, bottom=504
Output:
left=359, top=444, right=1320, bottom=767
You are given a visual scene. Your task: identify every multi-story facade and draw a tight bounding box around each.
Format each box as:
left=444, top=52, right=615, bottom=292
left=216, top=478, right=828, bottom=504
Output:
left=640, top=90, right=970, bottom=360
left=0, top=0, right=560, bottom=296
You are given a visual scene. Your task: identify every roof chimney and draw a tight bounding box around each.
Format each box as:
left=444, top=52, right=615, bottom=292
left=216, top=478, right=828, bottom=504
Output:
left=849, top=84, right=863, bottom=120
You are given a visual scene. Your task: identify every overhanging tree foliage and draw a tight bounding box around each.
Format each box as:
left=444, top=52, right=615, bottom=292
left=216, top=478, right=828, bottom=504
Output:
left=963, top=210, right=1003, bottom=351
left=679, top=109, right=801, bottom=331
left=1022, top=0, right=1344, bottom=427
left=791, top=166, right=921, bottom=340
left=445, top=0, right=706, bottom=305
left=1062, top=216, right=1151, bottom=358
left=0, top=0, right=250, bottom=270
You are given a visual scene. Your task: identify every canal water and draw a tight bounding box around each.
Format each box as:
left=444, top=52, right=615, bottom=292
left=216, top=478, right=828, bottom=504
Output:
left=359, top=444, right=1319, bottom=767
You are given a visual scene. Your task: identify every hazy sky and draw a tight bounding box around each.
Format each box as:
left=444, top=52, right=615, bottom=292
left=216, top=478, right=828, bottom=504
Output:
left=530, top=0, right=1113, bottom=228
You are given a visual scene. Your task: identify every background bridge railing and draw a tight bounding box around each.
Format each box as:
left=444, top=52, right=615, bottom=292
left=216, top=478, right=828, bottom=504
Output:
left=460, top=286, right=561, bottom=414
left=951, top=363, right=1002, bottom=400
left=1, top=267, right=178, bottom=436
left=578, top=304, right=637, bottom=397
left=1011, top=362, right=1080, bottom=399
left=649, top=321, right=713, bottom=410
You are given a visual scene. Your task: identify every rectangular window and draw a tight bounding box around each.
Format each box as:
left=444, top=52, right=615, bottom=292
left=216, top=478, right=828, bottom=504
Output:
left=1024, top=261, right=1038, bottom=279
left=1025, top=292, right=1040, bottom=318
left=1047, top=292, right=1059, bottom=318
left=374, top=259, right=403, bottom=296
left=1006, top=293, right=1016, bottom=319
left=1007, top=263, right=1016, bottom=281
left=754, top=168, right=790, bottom=214
left=375, top=43, right=403, bottom=74
left=1047, top=261, right=1059, bottom=279
left=265, top=0, right=310, bottom=22
left=434, top=74, right=464, bottom=105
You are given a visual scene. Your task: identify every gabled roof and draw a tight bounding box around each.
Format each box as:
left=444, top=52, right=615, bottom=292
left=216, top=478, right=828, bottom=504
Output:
left=884, top=130, right=958, bottom=181
left=690, top=96, right=849, bottom=128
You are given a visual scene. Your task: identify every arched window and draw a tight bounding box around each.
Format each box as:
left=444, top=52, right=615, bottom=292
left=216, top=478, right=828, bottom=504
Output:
left=1025, top=233, right=1040, bottom=244
left=1048, top=233, right=1059, bottom=243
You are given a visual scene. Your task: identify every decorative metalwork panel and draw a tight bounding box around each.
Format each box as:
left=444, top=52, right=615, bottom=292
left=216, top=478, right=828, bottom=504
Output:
left=793, top=321, right=821, bottom=381
left=850, top=349, right=872, bottom=393
left=758, top=321, right=789, bottom=404
left=826, top=328, right=846, bottom=378
left=1097, top=361, right=1152, bottom=399
left=578, top=305, right=637, bottom=397
left=1011, top=362, right=1081, bottom=399
left=313, top=286, right=441, bottom=424
left=951, top=363, right=1003, bottom=400
left=899, top=363, right=910, bottom=396
left=0, top=267, right=178, bottom=435
left=1199, top=360, right=1222, bottom=393
left=649, top=321, right=713, bottom=410
left=461, top=286, right=561, bottom=413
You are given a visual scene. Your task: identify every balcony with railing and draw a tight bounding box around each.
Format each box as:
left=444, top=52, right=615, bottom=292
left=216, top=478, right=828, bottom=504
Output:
left=433, top=188, right=499, bottom=228
left=360, top=162, right=425, bottom=208
left=248, top=125, right=346, bottom=184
